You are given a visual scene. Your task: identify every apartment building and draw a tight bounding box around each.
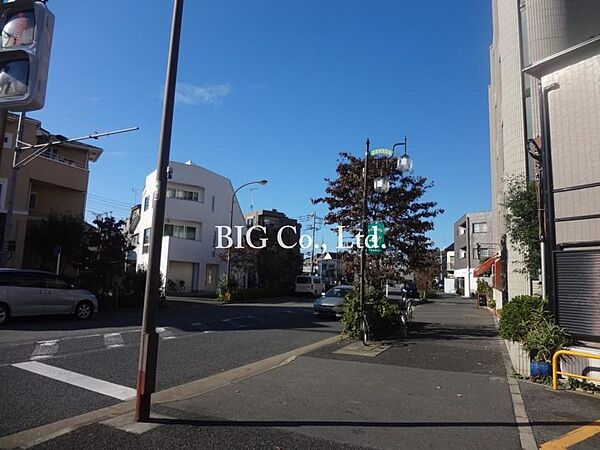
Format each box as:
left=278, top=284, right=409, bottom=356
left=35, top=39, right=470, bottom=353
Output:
left=488, top=0, right=600, bottom=301
left=244, top=209, right=302, bottom=290
left=132, top=161, right=244, bottom=293
left=0, top=114, right=102, bottom=269
left=524, top=36, right=600, bottom=341
left=453, top=211, right=495, bottom=297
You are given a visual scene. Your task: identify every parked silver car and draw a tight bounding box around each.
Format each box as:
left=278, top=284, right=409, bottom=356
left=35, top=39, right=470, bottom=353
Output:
left=0, top=269, right=98, bottom=325
left=313, top=285, right=353, bottom=318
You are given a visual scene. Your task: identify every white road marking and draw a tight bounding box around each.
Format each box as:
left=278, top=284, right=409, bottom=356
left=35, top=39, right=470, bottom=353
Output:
left=12, top=361, right=136, bottom=400
left=30, top=340, right=58, bottom=360
left=156, top=327, right=176, bottom=340
left=103, top=333, right=125, bottom=348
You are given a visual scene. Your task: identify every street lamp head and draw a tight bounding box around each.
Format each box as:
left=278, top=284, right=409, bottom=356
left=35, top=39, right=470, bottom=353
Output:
left=374, top=176, right=390, bottom=193
left=258, top=179, right=268, bottom=185
left=397, top=154, right=413, bottom=173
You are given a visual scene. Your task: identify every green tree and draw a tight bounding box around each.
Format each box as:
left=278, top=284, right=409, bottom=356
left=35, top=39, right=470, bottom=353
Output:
left=504, top=175, right=540, bottom=278
left=27, top=214, right=88, bottom=272
left=314, top=152, right=443, bottom=287
left=78, top=214, right=132, bottom=296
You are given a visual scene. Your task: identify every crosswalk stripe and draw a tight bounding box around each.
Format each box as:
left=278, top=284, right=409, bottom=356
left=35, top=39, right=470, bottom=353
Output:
left=12, top=361, right=136, bottom=400
left=156, top=327, right=176, bottom=340
left=30, top=340, right=58, bottom=360
left=103, top=333, right=125, bottom=348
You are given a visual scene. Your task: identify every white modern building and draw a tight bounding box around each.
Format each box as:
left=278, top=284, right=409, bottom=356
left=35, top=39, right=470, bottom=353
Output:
left=133, top=161, right=244, bottom=293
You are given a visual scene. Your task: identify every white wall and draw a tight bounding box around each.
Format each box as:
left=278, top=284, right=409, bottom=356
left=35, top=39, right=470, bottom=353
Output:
left=134, top=161, right=245, bottom=292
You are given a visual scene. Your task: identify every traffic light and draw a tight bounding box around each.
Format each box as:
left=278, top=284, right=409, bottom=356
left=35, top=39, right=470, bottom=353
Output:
left=0, top=0, right=54, bottom=111
left=476, top=243, right=481, bottom=259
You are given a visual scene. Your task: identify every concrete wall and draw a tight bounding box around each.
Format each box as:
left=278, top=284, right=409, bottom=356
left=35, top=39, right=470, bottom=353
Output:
left=542, top=54, right=600, bottom=245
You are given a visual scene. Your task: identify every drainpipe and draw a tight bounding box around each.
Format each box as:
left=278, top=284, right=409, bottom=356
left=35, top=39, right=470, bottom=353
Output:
left=539, top=81, right=560, bottom=315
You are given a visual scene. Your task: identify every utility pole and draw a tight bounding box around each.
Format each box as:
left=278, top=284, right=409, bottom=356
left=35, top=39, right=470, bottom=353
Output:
left=249, top=187, right=257, bottom=211
left=0, top=112, right=26, bottom=266
left=298, top=212, right=323, bottom=275
left=135, top=0, right=184, bottom=423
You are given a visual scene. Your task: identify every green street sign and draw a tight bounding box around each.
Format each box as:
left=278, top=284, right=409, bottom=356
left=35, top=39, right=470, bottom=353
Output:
left=367, top=222, right=385, bottom=254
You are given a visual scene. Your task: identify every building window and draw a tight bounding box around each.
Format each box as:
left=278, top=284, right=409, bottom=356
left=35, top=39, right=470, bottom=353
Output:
left=143, top=228, right=151, bottom=253
left=132, top=234, right=139, bottom=245
left=246, top=217, right=254, bottom=227
left=459, top=248, right=467, bottom=259
left=166, top=187, right=204, bottom=203
left=211, top=195, right=215, bottom=212
left=264, top=217, right=280, bottom=227
left=475, top=247, right=492, bottom=260
left=143, top=196, right=150, bottom=211
left=472, top=222, right=488, bottom=233
left=164, top=224, right=199, bottom=240
left=28, top=192, right=38, bottom=210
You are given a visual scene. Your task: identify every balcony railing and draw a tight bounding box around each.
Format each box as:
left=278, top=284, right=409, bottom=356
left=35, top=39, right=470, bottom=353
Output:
left=40, top=152, right=88, bottom=170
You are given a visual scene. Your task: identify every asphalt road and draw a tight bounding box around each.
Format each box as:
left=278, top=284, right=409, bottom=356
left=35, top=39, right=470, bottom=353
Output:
left=0, top=297, right=340, bottom=438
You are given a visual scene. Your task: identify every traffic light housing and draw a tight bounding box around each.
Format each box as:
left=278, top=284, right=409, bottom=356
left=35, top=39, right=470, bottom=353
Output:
left=0, top=0, right=54, bottom=111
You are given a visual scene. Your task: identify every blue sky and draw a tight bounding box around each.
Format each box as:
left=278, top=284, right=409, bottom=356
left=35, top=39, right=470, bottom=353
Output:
left=33, top=0, right=492, bottom=250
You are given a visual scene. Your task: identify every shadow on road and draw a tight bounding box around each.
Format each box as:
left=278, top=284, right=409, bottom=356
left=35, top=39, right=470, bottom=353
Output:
left=408, top=321, right=498, bottom=341
left=149, top=417, right=593, bottom=429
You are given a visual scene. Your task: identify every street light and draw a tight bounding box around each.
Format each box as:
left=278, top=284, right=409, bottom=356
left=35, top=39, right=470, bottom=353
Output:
left=226, top=179, right=268, bottom=288
left=359, top=136, right=413, bottom=344
left=394, top=137, right=413, bottom=173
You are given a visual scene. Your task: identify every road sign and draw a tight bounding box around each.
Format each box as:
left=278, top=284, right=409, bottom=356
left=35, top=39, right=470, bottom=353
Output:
left=367, top=222, right=385, bottom=254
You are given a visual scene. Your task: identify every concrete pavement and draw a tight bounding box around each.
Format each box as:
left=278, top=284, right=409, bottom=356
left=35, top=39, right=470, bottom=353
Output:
left=3, top=294, right=600, bottom=449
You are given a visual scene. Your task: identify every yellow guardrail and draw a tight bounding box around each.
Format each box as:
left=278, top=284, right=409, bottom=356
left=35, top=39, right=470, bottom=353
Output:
left=552, top=349, right=600, bottom=390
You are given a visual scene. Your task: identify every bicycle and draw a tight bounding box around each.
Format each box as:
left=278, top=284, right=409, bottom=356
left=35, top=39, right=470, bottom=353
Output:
left=397, top=296, right=413, bottom=339
left=359, top=309, right=370, bottom=346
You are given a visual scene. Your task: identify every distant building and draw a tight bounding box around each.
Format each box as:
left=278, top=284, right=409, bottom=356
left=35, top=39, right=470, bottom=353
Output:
left=132, top=160, right=244, bottom=293
left=440, top=244, right=455, bottom=294
left=243, top=209, right=302, bottom=290
left=318, top=252, right=346, bottom=286
left=453, top=211, right=495, bottom=297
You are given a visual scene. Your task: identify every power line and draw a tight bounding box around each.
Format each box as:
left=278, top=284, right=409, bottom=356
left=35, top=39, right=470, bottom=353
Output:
left=88, top=193, right=132, bottom=207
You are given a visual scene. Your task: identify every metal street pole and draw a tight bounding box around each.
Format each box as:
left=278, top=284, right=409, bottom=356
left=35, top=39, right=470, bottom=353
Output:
left=360, top=139, right=370, bottom=320
left=310, top=212, right=316, bottom=275
left=0, top=112, right=26, bottom=267
left=226, top=180, right=267, bottom=286
left=135, top=0, right=184, bottom=423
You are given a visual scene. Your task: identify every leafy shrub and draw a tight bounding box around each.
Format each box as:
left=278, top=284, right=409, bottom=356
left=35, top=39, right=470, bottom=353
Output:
left=217, top=275, right=239, bottom=301
left=342, top=287, right=399, bottom=340
left=119, top=269, right=165, bottom=307
left=498, top=295, right=547, bottom=341
left=477, top=278, right=492, bottom=296
left=522, top=310, right=570, bottom=363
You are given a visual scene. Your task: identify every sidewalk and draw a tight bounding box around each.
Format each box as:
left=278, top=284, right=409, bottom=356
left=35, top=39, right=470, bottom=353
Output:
left=9, top=294, right=600, bottom=449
